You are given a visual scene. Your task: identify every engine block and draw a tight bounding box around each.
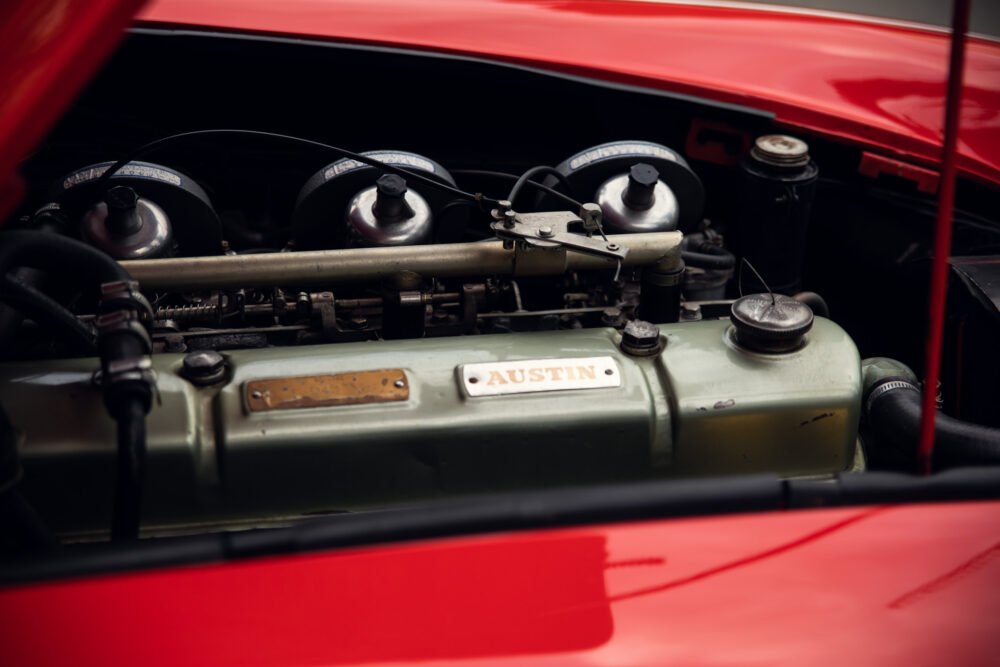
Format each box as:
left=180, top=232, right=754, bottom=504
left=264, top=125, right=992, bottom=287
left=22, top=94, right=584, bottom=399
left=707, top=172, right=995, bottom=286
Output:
left=1, top=318, right=861, bottom=535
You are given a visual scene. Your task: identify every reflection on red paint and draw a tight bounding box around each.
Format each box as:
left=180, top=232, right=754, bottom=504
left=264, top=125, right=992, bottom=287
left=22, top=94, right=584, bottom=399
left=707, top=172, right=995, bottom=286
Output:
left=136, top=0, right=1000, bottom=186
left=2, top=502, right=999, bottom=666
left=888, top=541, right=1000, bottom=609
left=0, top=0, right=146, bottom=219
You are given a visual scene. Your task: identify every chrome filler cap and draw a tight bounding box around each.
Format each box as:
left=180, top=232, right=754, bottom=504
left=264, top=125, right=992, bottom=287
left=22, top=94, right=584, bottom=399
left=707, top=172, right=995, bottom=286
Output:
left=750, top=134, right=810, bottom=169
left=730, top=293, right=813, bottom=353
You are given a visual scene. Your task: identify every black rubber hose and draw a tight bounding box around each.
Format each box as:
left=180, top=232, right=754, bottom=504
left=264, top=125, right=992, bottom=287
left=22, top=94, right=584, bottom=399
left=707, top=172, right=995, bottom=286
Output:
left=452, top=169, right=583, bottom=211
left=681, top=248, right=736, bottom=270
left=866, top=381, right=1000, bottom=470
left=0, top=275, right=98, bottom=353
left=111, top=398, right=147, bottom=540
left=0, top=231, right=128, bottom=284
left=507, top=166, right=576, bottom=208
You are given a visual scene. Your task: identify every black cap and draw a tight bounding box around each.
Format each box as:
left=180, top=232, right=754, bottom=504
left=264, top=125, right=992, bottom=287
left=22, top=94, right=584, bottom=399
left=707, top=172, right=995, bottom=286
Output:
left=372, top=174, right=414, bottom=220
left=105, top=186, right=143, bottom=236
left=622, top=163, right=659, bottom=211
left=730, top=294, right=813, bottom=353
left=181, top=349, right=227, bottom=385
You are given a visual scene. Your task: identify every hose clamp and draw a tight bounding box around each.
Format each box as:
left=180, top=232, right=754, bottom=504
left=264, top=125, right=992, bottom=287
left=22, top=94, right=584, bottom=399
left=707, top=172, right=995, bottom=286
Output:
left=94, top=309, right=152, bottom=354
left=104, top=356, right=155, bottom=386
left=98, top=280, right=153, bottom=324
left=865, top=378, right=919, bottom=415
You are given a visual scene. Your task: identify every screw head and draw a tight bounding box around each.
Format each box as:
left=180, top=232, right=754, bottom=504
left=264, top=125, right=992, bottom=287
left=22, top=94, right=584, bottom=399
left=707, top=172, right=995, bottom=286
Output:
left=620, top=320, right=662, bottom=357
left=181, top=349, right=226, bottom=384
left=393, top=379, right=406, bottom=388
left=601, top=306, right=624, bottom=328
left=680, top=302, right=702, bottom=321
left=163, top=334, right=186, bottom=354
left=538, top=225, right=554, bottom=238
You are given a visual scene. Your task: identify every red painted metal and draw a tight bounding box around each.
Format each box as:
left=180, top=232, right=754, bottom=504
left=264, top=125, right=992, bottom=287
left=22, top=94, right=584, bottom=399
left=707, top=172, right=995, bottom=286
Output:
left=135, top=0, right=1000, bottom=188
left=0, top=0, right=148, bottom=220
left=685, top=118, right=753, bottom=166
left=1, top=502, right=999, bottom=666
left=919, top=0, right=972, bottom=474
left=858, top=152, right=941, bottom=194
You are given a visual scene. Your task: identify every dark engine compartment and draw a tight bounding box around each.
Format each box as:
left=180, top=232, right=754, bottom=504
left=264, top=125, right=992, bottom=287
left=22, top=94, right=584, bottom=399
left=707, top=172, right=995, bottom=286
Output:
left=2, top=29, right=1000, bottom=549
left=11, top=29, right=999, bottom=368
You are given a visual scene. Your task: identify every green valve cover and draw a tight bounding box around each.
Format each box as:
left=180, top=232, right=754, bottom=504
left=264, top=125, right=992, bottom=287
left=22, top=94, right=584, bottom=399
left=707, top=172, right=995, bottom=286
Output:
left=0, top=319, right=861, bottom=535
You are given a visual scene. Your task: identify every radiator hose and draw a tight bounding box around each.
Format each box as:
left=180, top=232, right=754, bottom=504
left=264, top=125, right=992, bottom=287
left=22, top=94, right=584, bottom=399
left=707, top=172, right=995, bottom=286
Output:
left=681, top=239, right=736, bottom=271
left=863, top=358, right=1000, bottom=470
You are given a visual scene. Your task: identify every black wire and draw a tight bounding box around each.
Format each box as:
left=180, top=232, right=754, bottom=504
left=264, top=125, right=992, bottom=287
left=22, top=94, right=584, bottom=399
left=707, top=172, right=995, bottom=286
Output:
left=0, top=275, right=98, bottom=353
left=506, top=166, right=577, bottom=208
left=93, top=129, right=501, bottom=208
left=452, top=169, right=584, bottom=211
left=437, top=199, right=480, bottom=215
left=433, top=199, right=482, bottom=243
left=111, top=398, right=146, bottom=541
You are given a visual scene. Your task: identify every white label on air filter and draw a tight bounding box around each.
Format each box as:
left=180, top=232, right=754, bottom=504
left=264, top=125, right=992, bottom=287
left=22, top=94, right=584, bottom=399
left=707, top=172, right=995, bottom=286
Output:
left=63, top=164, right=182, bottom=189
left=568, top=143, right=678, bottom=170
left=325, top=152, right=436, bottom=180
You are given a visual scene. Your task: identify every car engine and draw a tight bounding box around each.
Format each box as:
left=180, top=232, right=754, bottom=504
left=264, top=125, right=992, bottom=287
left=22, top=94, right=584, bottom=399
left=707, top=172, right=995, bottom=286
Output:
left=1, top=30, right=998, bottom=542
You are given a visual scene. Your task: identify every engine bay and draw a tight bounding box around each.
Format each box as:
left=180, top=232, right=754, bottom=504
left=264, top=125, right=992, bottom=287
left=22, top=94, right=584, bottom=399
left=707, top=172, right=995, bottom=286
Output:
left=2, top=30, right=1000, bottom=545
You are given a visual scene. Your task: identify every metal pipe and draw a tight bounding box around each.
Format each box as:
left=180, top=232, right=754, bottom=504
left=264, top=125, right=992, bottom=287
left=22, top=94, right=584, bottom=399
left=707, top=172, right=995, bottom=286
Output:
left=919, top=0, right=971, bottom=475
left=121, top=232, right=682, bottom=290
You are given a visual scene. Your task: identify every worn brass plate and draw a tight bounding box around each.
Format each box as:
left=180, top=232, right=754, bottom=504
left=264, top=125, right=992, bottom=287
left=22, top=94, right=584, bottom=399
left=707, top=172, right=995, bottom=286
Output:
left=245, top=369, right=409, bottom=412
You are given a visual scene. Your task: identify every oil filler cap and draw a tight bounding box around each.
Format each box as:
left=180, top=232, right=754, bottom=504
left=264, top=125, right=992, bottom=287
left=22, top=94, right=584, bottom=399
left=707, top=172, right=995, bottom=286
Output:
left=750, top=135, right=810, bottom=169
left=730, top=293, right=813, bottom=353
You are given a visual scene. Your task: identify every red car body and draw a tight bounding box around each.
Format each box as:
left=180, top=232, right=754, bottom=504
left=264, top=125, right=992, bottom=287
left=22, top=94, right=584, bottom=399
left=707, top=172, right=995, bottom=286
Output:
left=3, top=502, right=1000, bottom=665
left=1, top=1, right=999, bottom=664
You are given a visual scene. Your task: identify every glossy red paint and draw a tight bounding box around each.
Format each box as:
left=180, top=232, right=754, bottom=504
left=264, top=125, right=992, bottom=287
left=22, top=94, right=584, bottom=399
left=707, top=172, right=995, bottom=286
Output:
left=0, top=0, right=148, bottom=220
left=135, top=0, right=1000, bottom=187
left=859, top=152, right=941, bottom=193
left=2, top=502, right=999, bottom=666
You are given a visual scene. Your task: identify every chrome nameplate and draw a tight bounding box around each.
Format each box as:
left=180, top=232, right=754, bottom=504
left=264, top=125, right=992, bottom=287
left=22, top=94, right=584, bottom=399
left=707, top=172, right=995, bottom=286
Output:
left=460, top=356, right=620, bottom=397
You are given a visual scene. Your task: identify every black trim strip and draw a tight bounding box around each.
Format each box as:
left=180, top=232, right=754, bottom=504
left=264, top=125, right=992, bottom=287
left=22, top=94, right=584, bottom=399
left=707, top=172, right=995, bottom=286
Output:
left=3, top=468, right=1000, bottom=586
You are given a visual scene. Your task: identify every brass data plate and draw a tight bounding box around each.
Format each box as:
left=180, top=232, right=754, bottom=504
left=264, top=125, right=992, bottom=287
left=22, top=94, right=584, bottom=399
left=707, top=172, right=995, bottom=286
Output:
left=245, top=369, right=409, bottom=412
